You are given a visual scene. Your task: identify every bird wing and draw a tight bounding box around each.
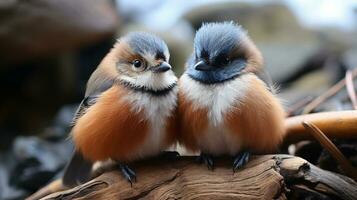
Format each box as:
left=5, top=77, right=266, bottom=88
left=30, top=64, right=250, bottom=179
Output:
left=63, top=68, right=115, bottom=187
left=70, top=83, right=114, bottom=126
left=62, top=151, right=93, bottom=187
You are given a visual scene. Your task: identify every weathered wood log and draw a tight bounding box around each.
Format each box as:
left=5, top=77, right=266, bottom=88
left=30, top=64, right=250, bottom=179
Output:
left=38, top=155, right=357, bottom=200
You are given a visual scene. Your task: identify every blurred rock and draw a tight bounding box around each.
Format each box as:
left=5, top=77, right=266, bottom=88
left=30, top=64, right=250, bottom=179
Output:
left=10, top=158, right=55, bottom=192
left=0, top=152, right=27, bottom=200
left=40, top=104, right=78, bottom=141
left=0, top=103, right=78, bottom=199
left=51, top=104, right=77, bottom=127
left=160, top=21, right=194, bottom=75
left=343, top=47, right=357, bottom=69
left=184, top=2, right=313, bottom=42
left=278, top=50, right=347, bottom=88
left=0, top=0, right=119, bottom=64
left=9, top=136, right=72, bottom=192
left=0, top=37, right=115, bottom=137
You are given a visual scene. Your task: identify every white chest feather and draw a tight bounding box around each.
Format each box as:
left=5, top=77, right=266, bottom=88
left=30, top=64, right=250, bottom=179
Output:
left=180, top=74, right=253, bottom=155
left=122, top=73, right=178, bottom=159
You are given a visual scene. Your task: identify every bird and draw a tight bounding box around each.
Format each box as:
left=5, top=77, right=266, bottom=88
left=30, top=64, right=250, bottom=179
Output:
left=178, top=22, right=286, bottom=172
left=62, top=32, right=179, bottom=186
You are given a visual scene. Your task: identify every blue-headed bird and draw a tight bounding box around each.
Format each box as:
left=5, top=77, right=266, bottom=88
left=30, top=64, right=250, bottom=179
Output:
left=178, top=22, right=285, bottom=171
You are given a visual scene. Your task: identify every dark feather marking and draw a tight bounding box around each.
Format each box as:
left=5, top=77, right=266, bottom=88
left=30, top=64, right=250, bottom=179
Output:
left=119, top=80, right=177, bottom=96
left=62, top=151, right=93, bottom=187
left=186, top=53, right=246, bottom=84
left=155, top=51, right=166, bottom=61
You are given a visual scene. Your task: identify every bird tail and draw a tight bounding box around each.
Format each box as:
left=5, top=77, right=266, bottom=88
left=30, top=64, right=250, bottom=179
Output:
left=62, top=150, right=93, bottom=187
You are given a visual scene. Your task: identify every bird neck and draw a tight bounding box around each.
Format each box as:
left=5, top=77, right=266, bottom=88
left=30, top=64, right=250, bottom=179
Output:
left=118, top=80, right=177, bottom=96
left=186, top=64, right=245, bottom=84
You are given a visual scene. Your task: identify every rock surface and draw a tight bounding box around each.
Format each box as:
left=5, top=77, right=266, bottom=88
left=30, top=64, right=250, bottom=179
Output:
left=0, top=0, right=119, bottom=63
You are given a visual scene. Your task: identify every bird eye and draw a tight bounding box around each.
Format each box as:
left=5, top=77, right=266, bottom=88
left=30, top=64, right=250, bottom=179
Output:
left=222, top=57, right=230, bottom=65
left=215, top=54, right=231, bottom=66
left=133, top=59, right=142, bottom=68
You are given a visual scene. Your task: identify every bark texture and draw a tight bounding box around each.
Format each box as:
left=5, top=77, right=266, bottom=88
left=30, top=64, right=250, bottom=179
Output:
left=40, top=155, right=357, bottom=200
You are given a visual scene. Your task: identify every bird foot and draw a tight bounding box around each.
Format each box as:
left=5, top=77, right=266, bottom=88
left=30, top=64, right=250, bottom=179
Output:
left=118, top=163, right=136, bottom=186
left=197, top=153, right=214, bottom=170
left=233, top=150, right=250, bottom=173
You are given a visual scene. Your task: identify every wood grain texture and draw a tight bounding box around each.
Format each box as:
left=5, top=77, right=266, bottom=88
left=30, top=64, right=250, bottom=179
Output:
left=39, top=155, right=357, bottom=200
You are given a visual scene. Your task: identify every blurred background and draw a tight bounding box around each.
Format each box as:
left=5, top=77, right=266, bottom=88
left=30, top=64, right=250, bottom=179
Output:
left=0, top=0, right=357, bottom=199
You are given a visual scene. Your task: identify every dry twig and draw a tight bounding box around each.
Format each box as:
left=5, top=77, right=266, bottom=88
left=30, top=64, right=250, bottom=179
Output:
left=345, top=70, right=357, bottom=109
left=286, top=96, right=314, bottom=116
left=302, top=121, right=357, bottom=181
left=302, top=68, right=357, bottom=114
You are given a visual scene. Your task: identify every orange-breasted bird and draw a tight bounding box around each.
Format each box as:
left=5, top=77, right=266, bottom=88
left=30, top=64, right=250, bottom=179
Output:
left=62, top=32, right=178, bottom=186
left=178, top=22, right=285, bottom=171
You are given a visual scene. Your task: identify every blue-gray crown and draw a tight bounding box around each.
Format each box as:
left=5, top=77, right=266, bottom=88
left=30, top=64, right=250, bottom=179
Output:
left=194, top=22, right=246, bottom=59
left=125, top=32, right=168, bottom=59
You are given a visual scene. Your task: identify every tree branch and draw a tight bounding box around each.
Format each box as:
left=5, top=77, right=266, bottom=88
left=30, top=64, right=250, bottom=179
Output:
left=36, top=155, right=357, bottom=200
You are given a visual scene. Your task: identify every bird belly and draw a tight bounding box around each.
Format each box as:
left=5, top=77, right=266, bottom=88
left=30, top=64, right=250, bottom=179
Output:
left=132, top=119, right=169, bottom=159
left=198, top=122, right=242, bottom=156
left=120, top=88, right=178, bottom=160
left=179, top=73, right=251, bottom=155
left=127, top=115, right=172, bottom=160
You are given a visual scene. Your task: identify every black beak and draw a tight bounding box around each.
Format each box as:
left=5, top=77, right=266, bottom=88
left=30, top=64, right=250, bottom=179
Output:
left=194, top=61, right=214, bottom=71
left=151, top=62, right=171, bottom=73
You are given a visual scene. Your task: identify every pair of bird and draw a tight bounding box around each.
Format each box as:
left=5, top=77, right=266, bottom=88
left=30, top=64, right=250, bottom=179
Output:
left=63, top=22, right=286, bottom=187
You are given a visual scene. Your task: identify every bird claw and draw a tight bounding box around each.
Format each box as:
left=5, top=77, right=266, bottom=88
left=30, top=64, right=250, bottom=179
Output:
left=197, top=153, right=214, bottom=170
left=233, top=151, right=250, bottom=173
left=118, top=163, right=136, bottom=186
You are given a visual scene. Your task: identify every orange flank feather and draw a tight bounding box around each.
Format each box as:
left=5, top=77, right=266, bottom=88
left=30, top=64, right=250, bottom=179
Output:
left=225, top=76, right=286, bottom=153
left=177, top=88, right=208, bottom=152
left=72, top=85, right=149, bottom=162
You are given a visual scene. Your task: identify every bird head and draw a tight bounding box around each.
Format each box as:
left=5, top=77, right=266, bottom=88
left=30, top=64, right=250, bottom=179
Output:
left=106, top=32, right=176, bottom=91
left=186, top=22, right=263, bottom=84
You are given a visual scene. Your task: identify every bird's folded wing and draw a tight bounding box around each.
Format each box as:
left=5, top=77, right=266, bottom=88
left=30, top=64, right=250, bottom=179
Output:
left=62, top=151, right=93, bottom=187
left=63, top=74, right=115, bottom=187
